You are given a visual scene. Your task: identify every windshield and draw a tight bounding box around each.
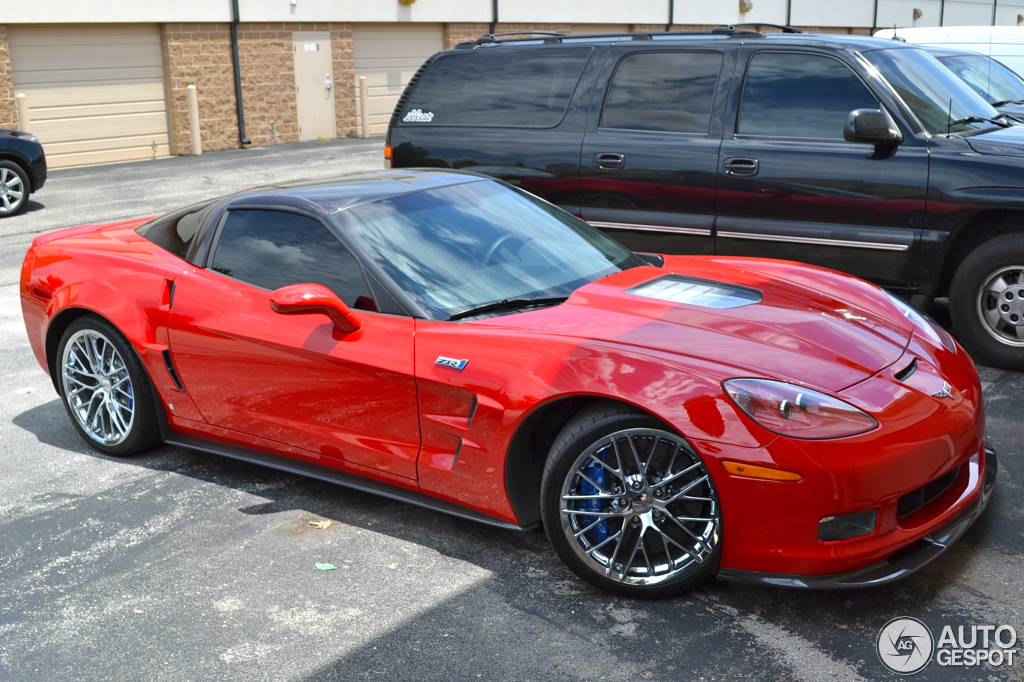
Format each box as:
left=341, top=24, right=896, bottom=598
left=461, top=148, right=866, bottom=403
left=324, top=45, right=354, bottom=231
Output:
left=862, top=47, right=1003, bottom=134
left=936, top=54, right=1024, bottom=105
left=342, top=180, right=643, bottom=320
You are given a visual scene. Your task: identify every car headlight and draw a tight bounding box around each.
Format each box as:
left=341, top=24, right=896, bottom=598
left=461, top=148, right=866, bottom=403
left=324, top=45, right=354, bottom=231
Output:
left=723, top=379, right=878, bottom=440
left=884, top=291, right=956, bottom=352
left=16, top=134, right=37, bottom=142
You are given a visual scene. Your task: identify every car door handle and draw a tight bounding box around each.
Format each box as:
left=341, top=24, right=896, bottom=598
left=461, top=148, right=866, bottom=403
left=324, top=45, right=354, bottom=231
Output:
left=723, top=157, right=759, bottom=176
left=594, top=153, right=625, bottom=170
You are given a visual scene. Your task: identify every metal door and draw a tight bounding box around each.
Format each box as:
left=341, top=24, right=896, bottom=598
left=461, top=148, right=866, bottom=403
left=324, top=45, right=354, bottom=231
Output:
left=293, top=32, right=336, bottom=140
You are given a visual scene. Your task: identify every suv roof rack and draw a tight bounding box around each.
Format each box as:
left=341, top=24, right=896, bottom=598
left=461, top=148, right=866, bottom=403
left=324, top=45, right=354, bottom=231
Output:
left=730, top=23, right=804, bottom=33
left=458, top=26, right=772, bottom=48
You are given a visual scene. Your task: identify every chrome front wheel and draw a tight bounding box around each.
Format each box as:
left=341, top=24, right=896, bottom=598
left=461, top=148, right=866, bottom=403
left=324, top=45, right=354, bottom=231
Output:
left=61, top=328, right=136, bottom=446
left=542, top=403, right=722, bottom=597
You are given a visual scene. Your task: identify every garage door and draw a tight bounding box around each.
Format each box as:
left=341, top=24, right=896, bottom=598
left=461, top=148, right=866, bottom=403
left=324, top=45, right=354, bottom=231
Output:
left=353, top=24, right=444, bottom=136
left=9, top=24, right=170, bottom=168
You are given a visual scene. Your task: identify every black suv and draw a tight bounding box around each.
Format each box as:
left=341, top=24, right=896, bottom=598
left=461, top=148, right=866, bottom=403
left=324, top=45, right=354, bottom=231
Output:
left=387, top=25, right=1024, bottom=370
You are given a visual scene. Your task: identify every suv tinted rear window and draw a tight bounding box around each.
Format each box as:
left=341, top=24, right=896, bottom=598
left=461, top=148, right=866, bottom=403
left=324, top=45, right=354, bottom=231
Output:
left=602, top=51, right=723, bottom=134
left=398, top=47, right=591, bottom=128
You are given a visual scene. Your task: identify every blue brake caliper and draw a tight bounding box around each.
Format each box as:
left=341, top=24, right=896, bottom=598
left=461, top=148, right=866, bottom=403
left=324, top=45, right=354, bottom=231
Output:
left=579, top=461, right=609, bottom=542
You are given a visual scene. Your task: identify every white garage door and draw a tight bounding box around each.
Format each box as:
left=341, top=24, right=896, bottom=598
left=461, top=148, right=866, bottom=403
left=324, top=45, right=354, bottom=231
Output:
left=353, top=23, right=444, bottom=136
left=9, top=24, right=170, bottom=168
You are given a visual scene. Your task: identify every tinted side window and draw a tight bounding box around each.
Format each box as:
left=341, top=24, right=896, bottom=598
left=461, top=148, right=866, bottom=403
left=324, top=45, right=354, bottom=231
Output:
left=137, top=200, right=216, bottom=260
left=602, top=52, right=723, bottom=133
left=399, top=47, right=591, bottom=128
left=738, top=53, right=878, bottom=139
left=210, top=210, right=372, bottom=307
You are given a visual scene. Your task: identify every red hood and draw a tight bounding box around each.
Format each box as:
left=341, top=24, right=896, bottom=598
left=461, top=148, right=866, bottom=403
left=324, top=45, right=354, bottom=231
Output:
left=490, top=256, right=911, bottom=393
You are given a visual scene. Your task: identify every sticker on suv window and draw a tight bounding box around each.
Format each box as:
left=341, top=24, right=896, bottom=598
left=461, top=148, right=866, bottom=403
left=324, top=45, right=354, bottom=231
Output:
left=403, top=109, right=435, bottom=123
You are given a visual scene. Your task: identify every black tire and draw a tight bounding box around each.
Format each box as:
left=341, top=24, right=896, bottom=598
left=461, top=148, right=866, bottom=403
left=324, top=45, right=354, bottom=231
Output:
left=950, top=233, right=1024, bottom=370
left=56, top=314, right=163, bottom=456
left=540, top=401, right=721, bottom=598
left=0, top=160, right=30, bottom=217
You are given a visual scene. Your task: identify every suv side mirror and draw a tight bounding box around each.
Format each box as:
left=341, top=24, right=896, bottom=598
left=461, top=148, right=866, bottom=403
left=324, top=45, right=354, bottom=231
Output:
left=844, top=108, right=903, bottom=146
left=269, top=283, right=362, bottom=333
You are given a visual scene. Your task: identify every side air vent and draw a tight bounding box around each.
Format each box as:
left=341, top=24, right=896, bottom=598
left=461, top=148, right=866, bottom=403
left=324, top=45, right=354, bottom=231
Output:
left=894, top=357, right=918, bottom=382
left=162, top=349, right=186, bottom=393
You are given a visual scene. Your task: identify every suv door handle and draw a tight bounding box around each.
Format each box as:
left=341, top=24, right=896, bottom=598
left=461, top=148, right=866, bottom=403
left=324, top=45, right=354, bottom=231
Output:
left=723, top=157, right=759, bottom=176
left=594, top=153, right=625, bottom=170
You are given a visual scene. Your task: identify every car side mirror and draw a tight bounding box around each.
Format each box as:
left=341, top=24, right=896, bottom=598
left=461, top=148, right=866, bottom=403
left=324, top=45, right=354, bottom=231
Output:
left=844, top=108, right=903, bottom=146
left=269, top=283, right=362, bottom=333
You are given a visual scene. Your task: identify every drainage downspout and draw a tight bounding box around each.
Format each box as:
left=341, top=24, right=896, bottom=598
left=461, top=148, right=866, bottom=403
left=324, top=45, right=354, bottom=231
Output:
left=489, top=0, right=498, bottom=35
left=666, top=0, right=674, bottom=31
left=230, top=0, right=251, bottom=145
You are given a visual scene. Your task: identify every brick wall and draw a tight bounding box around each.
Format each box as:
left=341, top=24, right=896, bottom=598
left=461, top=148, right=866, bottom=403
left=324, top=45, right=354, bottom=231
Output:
left=330, top=24, right=356, bottom=138
left=0, top=25, right=16, bottom=131
left=162, top=21, right=356, bottom=156
left=162, top=23, right=240, bottom=155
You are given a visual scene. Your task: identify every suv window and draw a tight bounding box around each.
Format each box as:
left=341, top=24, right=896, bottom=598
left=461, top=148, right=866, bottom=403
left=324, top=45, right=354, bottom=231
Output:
left=602, top=52, right=723, bottom=134
left=210, top=209, right=372, bottom=307
left=399, top=47, right=591, bottom=128
left=738, top=53, right=878, bottom=139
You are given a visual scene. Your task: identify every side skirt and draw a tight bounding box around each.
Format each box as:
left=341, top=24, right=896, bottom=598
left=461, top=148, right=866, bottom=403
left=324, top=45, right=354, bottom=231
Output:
left=164, top=432, right=534, bottom=532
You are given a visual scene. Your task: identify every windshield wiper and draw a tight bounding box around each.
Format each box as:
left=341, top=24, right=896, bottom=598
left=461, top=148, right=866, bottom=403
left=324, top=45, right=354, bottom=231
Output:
left=992, top=99, right=1024, bottom=107
left=446, top=297, right=568, bottom=321
left=947, top=115, right=1012, bottom=130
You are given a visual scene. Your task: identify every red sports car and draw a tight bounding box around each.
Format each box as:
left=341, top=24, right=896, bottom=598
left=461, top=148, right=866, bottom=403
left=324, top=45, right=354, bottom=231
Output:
left=20, top=171, right=996, bottom=597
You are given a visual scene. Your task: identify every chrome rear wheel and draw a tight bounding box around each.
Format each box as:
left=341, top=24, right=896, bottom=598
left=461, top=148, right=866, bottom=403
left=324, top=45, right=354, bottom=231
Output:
left=61, top=329, right=135, bottom=446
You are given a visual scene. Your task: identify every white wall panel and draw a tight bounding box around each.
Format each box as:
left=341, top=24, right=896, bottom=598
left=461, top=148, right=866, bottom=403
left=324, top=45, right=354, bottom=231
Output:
left=499, top=0, right=668, bottom=24
left=790, top=0, right=874, bottom=27
left=242, top=0, right=491, bottom=23
left=876, top=0, right=944, bottom=28
left=672, top=0, right=787, bottom=27
left=943, top=1, right=998, bottom=26
left=0, top=0, right=229, bottom=23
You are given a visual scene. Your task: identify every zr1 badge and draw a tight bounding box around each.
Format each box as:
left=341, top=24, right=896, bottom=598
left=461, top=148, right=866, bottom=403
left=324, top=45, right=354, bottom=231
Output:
left=435, top=357, right=468, bottom=370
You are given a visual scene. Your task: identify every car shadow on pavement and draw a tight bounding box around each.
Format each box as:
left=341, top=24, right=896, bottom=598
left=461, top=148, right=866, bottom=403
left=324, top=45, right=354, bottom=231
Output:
left=10, top=397, right=1012, bottom=682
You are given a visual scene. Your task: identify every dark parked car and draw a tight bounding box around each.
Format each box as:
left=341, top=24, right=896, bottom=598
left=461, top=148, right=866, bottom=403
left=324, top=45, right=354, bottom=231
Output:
left=0, top=128, right=45, bottom=217
left=926, top=45, right=1024, bottom=120
left=387, top=25, right=1024, bottom=370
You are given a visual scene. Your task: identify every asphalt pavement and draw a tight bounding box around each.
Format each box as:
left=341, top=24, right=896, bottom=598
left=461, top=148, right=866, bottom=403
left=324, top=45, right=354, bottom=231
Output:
left=1, top=139, right=1023, bottom=681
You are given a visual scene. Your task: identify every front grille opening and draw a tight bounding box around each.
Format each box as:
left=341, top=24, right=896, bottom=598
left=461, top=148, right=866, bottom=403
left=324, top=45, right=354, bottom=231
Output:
left=897, top=465, right=960, bottom=519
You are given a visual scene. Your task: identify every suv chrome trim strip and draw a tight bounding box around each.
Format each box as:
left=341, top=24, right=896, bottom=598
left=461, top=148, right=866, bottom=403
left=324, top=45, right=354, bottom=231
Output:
left=717, top=230, right=909, bottom=251
left=589, top=221, right=712, bottom=236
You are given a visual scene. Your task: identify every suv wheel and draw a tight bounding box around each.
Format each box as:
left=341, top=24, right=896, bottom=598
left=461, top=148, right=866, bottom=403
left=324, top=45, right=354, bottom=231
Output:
left=540, top=402, right=722, bottom=598
left=950, top=233, right=1024, bottom=370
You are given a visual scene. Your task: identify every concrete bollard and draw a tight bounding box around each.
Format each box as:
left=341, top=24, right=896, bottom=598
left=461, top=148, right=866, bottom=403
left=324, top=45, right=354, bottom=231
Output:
left=15, top=94, right=30, bottom=134
left=359, top=76, right=370, bottom=139
left=186, top=84, right=202, bottom=156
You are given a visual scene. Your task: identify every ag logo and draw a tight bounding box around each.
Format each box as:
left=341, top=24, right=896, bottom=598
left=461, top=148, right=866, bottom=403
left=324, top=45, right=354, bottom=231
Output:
left=877, top=617, right=934, bottom=675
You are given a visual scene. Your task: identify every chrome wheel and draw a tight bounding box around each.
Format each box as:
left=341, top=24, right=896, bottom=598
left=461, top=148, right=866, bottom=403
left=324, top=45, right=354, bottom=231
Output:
left=559, top=428, right=720, bottom=586
left=0, top=167, right=24, bottom=213
left=61, top=329, right=135, bottom=446
left=977, top=265, right=1024, bottom=347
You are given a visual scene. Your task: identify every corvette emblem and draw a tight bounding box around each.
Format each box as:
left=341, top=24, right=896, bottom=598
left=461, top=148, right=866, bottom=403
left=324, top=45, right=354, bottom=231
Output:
left=435, top=356, right=468, bottom=370
left=932, top=382, right=954, bottom=399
